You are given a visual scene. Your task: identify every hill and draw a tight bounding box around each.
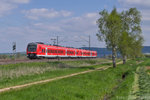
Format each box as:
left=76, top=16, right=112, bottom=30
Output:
left=82, top=46, right=150, bottom=58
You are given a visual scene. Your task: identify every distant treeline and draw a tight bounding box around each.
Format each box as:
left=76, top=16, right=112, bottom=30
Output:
left=0, top=52, right=26, bottom=59
left=0, top=46, right=150, bottom=59
left=82, top=46, right=150, bottom=58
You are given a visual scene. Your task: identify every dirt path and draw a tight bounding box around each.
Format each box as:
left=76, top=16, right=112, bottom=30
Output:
left=0, top=61, right=122, bottom=93
left=128, top=67, right=140, bottom=100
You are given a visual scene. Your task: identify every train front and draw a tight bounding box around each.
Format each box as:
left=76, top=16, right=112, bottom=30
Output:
left=26, top=43, right=37, bottom=59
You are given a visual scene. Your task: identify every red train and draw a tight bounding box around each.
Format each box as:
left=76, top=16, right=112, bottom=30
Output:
left=26, top=42, right=97, bottom=59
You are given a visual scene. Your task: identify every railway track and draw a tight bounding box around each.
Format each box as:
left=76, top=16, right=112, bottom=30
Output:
left=0, top=58, right=99, bottom=65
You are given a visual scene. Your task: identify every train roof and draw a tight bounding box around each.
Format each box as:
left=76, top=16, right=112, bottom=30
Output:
left=28, top=42, right=97, bottom=52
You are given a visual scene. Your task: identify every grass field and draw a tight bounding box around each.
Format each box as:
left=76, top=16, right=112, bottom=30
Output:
left=0, top=59, right=111, bottom=89
left=0, top=58, right=142, bottom=100
left=122, top=58, right=150, bottom=100
left=1, top=58, right=150, bottom=100
left=135, top=58, right=150, bottom=100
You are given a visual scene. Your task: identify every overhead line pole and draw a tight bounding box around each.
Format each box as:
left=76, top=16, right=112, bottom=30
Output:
left=51, top=38, right=56, bottom=45
left=57, top=36, right=58, bottom=46
left=89, top=35, right=90, bottom=50
left=78, top=35, right=91, bottom=50
left=56, top=36, right=59, bottom=61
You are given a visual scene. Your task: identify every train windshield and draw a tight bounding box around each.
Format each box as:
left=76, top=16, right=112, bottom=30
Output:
left=27, top=44, right=37, bottom=52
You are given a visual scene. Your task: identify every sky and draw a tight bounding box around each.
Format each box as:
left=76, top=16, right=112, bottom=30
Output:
left=0, top=0, right=150, bottom=53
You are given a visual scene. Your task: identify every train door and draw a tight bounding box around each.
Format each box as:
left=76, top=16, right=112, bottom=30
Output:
left=46, top=48, right=47, bottom=56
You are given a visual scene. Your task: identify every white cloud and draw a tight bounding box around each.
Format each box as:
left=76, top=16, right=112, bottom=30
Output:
left=30, top=12, right=102, bottom=47
left=118, top=0, right=150, bottom=7
left=0, top=0, right=31, bottom=17
left=31, top=12, right=99, bottom=35
left=141, top=10, right=150, bottom=21
left=85, top=13, right=98, bottom=18
left=23, top=8, right=72, bottom=20
left=61, top=10, right=73, bottom=17
left=10, top=0, right=30, bottom=4
left=0, top=2, right=16, bottom=17
left=142, top=25, right=150, bottom=32
left=118, top=0, right=150, bottom=46
left=0, top=12, right=104, bottom=53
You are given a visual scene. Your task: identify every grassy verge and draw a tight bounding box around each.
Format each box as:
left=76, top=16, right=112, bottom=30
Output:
left=106, top=60, right=138, bottom=100
left=0, top=59, right=138, bottom=100
left=0, top=59, right=111, bottom=89
left=137, top=65, right=150, bottom=99
left=119, top=58, right=150, bottom=100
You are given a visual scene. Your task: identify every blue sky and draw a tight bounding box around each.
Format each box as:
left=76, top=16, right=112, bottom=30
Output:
left=0, top=0, right=150, bottom=53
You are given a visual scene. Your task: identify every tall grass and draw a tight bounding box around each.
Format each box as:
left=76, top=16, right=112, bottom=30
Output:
left=0, top=59, right=109, bottom=79
left=137, top=67, right=150, bottom=99
left=0, top=59, right=110, bottom=89
left=0, top=59, right=138, bottom=100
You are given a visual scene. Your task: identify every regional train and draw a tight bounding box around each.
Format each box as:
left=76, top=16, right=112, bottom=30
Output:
left=26, top=42, right=97, bottom=59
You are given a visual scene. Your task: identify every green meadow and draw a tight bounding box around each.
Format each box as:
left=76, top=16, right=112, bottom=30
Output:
left=0, top=59, right=111, bottom=89
left=0, top=58, right=150, bottom=100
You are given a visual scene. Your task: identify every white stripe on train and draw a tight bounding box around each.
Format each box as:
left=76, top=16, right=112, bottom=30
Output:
left=36, top=55, right=96, bottom=58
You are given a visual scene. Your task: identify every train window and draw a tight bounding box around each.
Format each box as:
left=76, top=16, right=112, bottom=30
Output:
left=53, top=50, right=56, bottom=53
left=48, top=50, right=50, bottom=53
left=58, top=50, right=63, bottom=54
left=67, top=51, right=71, bottom=54
left=28, top=45, right=37, bottom=52
left=58, top=50, right=61, bottom=53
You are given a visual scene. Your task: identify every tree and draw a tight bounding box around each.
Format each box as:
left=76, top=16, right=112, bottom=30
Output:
left=97, top=8, right=122, bottom=68
left=118, top=32, right=133, bottom=64
left=97, top=7, right=144, bottom=66
left=130, top=35, right=144, bottom=58
left=119, top=8, right=144, bottom=63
